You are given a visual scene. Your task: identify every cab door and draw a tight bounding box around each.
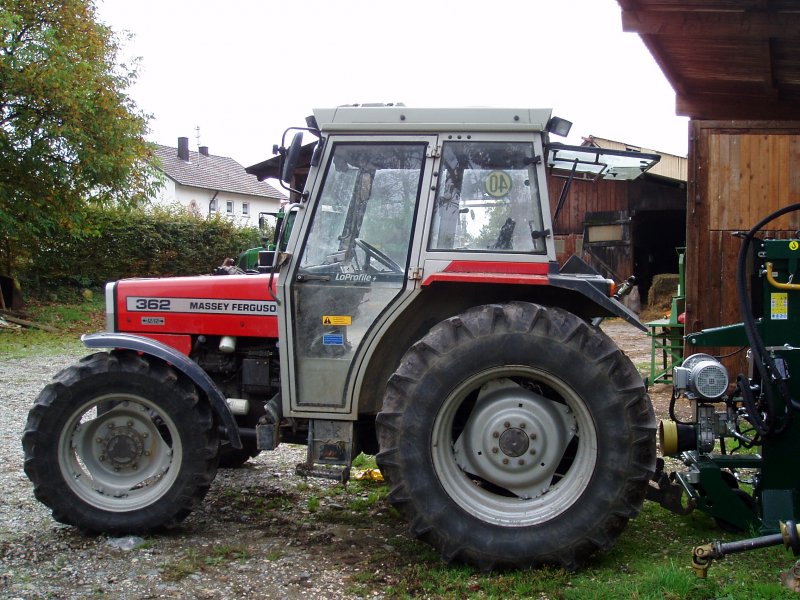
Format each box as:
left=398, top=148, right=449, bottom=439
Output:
left=278, top=137, right=435, bottom=415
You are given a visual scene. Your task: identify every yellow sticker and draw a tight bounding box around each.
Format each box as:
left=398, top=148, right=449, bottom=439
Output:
left=790, top=241, right=799, bottom=251
left=772, top=293, right=788, bottom=320
left=322, top=315, right=352, bottom=326
left=484, top=170, right=513, bottom=198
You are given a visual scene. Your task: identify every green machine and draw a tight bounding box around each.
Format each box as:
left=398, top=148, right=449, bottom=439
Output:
left=648, top=204, right=800, bottom=576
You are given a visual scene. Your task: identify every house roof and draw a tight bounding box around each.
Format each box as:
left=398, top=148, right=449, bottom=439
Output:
left=618, top=0, right=800, bottom=120
left=154, top=144, right=286, bottom=200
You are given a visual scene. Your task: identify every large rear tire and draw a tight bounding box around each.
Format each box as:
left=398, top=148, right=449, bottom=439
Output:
left=22, top=351, right=219, bottom=534
left=376, top=302, right=656, bottom=570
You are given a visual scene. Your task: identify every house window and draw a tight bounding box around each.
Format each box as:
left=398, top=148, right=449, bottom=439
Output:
left=226, top=201, right=234, bottom=214
left=242, top=202, right=249, bottom=216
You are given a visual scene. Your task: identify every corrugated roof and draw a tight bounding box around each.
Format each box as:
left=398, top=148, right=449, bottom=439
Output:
left=154, top=144, right=285, bottom=200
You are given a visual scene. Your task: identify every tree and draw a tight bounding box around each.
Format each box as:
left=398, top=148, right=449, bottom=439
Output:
left=0, top=0, right=158, bottom=273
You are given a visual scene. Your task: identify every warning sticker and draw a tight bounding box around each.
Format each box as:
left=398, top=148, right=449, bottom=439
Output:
left=322, top=315, right=352, bottom=326
left=771, top=292, right=788, bottom=320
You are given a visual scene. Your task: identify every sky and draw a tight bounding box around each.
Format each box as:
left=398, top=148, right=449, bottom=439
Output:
left=95, top=0, right=689, bottom=169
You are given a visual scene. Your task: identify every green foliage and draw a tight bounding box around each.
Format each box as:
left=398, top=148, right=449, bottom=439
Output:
left=0, top=0, right=159, bottom=271
left=15, top=204, right=261, bottom=291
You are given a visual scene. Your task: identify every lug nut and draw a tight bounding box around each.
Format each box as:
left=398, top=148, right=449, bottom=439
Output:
left=502, top=458, right=509, bottom=465
left=492, top=431, right=499, bottom=438
left=492, top=447, right=499, bottom=454
left=530, top=433, right=537, bottom=440
left=520, top=423, right=526, bottom=429
left=504, top=421, right=510, bottom=428
left=529, top=449, right=537, bottom=456
left=518, top=459, right=525, bottom=465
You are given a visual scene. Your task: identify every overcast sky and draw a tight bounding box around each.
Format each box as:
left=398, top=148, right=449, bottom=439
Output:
left=96, top=0, right=689, bottom=168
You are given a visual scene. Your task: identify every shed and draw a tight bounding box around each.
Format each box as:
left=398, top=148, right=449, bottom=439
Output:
left=548, top=138, right=687, bottom=304
left=619, top=0, right=800, bottom=338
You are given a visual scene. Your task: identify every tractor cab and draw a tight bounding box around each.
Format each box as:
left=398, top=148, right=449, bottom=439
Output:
left=272, top=106, right=660, bottom=416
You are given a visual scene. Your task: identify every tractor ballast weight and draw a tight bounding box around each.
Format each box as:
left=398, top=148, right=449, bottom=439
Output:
left=23, top=105, right=661, bottom=570
left=649, top=203, right=800, bottom=574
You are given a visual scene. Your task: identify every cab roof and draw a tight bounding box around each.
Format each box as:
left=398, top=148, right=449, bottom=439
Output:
left=312, top=106, right=553, bottom=133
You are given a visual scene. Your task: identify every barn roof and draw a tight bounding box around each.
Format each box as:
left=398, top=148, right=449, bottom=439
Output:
left=618, top=0, right=800, bottom=120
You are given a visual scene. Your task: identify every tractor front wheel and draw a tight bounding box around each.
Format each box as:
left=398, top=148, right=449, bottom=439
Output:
left=376, top=302, right=656, bottom=570
left=22, top=351, right=219, bottom=534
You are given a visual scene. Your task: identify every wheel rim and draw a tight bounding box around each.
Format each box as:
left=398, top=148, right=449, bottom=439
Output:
left=58, top=393, right=182, bottom=512
left=431, top=366, right=597, bottom=527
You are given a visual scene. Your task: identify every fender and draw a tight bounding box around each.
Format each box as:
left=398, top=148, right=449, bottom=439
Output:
left=81, top=332, right=242, bottom=449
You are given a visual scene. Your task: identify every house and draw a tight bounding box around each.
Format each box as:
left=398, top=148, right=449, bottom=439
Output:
left=152, top=137, right=286, bottom=224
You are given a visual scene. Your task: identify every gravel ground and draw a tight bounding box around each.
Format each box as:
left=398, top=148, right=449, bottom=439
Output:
left=1, top=321, right=662, bottom=599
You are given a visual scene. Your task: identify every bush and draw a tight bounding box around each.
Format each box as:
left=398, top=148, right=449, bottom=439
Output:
left=14, top=205, right=261, bottom=293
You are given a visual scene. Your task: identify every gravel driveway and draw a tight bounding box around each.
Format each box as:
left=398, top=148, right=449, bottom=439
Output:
left=1, top=322, right=656, bottom=599
left=1, top=348, right=404, bottom=599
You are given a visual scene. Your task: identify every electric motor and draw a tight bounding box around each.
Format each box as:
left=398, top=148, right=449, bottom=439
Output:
left=673, top=353, right=729, bottom=400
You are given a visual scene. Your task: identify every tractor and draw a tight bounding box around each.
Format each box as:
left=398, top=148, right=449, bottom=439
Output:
left=23, top=105, right=661, bottom=570
left=647, top=203, right=800, bottom=579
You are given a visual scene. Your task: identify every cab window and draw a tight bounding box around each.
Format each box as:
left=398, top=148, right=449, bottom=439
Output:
left=429, top=141, right=546, bottom=253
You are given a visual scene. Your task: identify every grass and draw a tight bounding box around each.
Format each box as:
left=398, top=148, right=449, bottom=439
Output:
left=300, top=458, right=799, bottom=599
left=161, top=544, right=250, bottom=581
left=0, top=291, right=105, bottom=358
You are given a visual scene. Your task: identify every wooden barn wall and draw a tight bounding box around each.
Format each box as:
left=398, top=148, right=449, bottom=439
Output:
left=546, top=172, right=685, bottom=286
left=686, top=121, right=800, bottom=346
left=546, top=174, right=629, bottom=235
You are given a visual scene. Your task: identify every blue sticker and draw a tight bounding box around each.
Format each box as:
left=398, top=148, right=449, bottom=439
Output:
left=322, top=334, right=345, bottom=346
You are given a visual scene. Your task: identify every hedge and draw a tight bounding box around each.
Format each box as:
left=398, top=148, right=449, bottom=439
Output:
left=14, top=205, right=263, bottom=292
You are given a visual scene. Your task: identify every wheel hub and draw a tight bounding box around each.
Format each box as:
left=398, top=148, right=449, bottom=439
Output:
left=452, top=378, right=577, bottom=499
left=101, top=424, right=145, bottom=468
left=498, top=427, right=529, bottom=457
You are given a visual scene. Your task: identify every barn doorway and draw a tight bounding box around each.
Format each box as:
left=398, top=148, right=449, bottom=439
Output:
left=631, top=209, right=686, bottom=301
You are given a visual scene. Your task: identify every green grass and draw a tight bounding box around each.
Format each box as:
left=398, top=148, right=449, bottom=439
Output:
left=304, top=461, right=799, bottom=599
left=353, top=500, right=798, bottom=599
left=0, top=292, right=105, bottom=358
left=160, top=544, right=250, bottom=581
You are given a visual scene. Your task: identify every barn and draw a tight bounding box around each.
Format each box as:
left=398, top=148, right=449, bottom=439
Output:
left=619, top=0, right=800, bottom=341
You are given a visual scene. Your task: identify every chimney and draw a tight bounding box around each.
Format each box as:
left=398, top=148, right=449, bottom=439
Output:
left=177, top=137, right=190, bottom=161
left=199, top=146, right=209, bottom=157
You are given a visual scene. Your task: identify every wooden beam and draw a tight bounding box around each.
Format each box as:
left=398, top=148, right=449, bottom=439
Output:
left=622, top=10, right=800, bottom=37
left=676, top=93, right=800, bottom=120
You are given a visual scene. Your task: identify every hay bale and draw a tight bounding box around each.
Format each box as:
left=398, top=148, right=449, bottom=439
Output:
left=648, top=273, right=680, bottom=309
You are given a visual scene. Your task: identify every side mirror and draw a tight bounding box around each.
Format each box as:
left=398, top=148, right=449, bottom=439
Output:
left=281, top=131, right=303, bottom=184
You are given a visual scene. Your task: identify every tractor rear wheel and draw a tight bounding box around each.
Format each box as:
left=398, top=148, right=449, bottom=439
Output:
left=376, top=302, right=656, bottom=570
left=22, top=351, right=219, bottom=534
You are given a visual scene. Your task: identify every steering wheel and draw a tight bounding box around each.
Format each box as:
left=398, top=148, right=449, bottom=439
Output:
left=354, top=238, right=403, bottom=274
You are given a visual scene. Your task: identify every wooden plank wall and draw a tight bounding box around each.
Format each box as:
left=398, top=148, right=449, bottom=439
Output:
left=686, top=121, right=800, bottom=341
left=546, top=174, right=629, bottom=235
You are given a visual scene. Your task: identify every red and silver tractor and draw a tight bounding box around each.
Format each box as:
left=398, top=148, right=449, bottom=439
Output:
left=23, top=105, right=660, bottom=570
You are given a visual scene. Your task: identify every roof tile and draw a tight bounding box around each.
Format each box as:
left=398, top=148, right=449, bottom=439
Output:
left=154, top=144, right=286, bottom=200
